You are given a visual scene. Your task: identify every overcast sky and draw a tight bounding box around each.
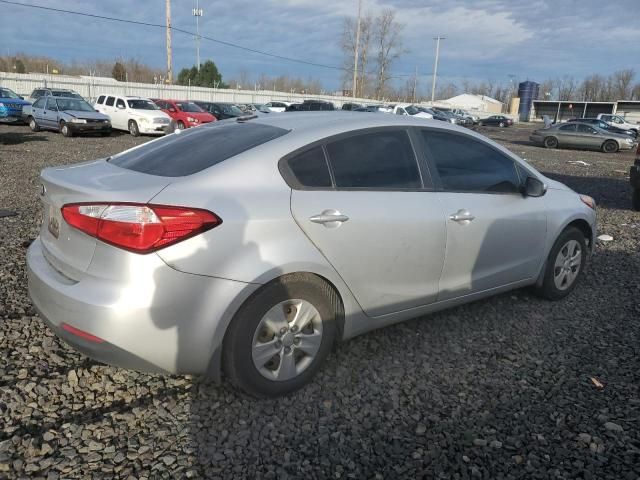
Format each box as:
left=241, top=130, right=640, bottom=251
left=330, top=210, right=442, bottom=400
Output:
left=3, top=0, right=638, bottom=92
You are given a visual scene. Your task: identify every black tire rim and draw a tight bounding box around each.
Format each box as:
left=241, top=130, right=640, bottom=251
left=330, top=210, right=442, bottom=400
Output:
left=604, top=141, right=616, bottom=153
left=545, top=137, right=557, bottom=148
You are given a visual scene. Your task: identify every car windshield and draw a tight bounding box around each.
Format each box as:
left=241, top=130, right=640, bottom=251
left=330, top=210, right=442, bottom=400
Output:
left=127, top=99, right=159, bottom=110
left=56, top=98, right=95, bottom=112
left=52, top=91, right=83, bottom=99
left=109, top=122, right=290, bottom=176
left=0, top=88, right=20, bottom=99
left=405, top=105, right=421, bottom=115
left=176, top=102, right=205, bottom=113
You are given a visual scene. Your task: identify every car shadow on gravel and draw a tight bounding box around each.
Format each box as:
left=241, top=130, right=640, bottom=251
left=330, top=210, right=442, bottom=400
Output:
left=542, top=172, right=631, bottom=210
left=0, top=130, right=48, bottom=146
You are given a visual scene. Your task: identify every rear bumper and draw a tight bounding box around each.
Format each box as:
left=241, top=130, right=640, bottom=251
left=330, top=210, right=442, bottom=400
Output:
left=27, top=237, right=256, bottom=376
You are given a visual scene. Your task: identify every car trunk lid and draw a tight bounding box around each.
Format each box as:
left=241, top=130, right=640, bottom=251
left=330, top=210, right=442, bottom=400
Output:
left=39, top=159, right=171, bottom=279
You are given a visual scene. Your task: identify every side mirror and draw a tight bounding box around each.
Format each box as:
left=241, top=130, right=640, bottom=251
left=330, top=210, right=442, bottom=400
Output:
left=19, top=96, right=24, bottom=100
left=95, top=109, right=100, bottom=112
left=523, top=176, right=546, bottom=197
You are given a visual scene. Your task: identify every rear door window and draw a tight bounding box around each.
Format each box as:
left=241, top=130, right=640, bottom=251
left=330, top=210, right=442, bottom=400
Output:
left=577, top=124, right=597, bottom=134
left=325, top=130, right=421, bottom=189
left=282, top=147, right=332, bottom=188
left=105, top=96, right=115, bottom=107
left=109, top=122, right=289, bottom=177
left=116, top=98, right=126, bottom=108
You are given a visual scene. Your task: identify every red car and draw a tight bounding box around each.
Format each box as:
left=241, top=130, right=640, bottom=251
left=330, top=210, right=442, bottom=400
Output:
left=152, top=99, right=216, bottom=129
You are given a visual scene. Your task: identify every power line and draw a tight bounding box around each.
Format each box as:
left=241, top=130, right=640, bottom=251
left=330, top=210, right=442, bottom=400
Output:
left=0, top=0, right=428, bottom=79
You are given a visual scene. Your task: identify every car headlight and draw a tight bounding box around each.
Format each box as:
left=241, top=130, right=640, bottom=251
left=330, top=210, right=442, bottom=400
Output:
left=137, top=117, right=148, bottom=123
left=0, top=102, right=4, bottom=107
left=625, top=138, right=634, bottom=144
left=187, top=116, right=198, bottom=122
left=70, top=118, right=87, bottom=124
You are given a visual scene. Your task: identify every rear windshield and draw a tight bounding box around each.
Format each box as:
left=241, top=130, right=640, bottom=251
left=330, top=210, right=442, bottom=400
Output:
left=109, top=121, right=289, bottom=177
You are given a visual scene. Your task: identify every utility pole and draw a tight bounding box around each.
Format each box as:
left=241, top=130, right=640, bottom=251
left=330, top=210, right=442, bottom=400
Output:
left=412, top=66, right=418, bottom=103
left=431, top=36, right=445, bottom=103
left=166, top=0, right=173, bottom=84
left=352, top=0, right=362, bottom=98
left=192, top=0, right=204, bottom=71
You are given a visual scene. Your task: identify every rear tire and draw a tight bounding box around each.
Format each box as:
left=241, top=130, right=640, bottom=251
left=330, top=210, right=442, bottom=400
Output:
left=632, top=188, right=640, bottom=211
left=602, top=140, right=618, bottom=153
left=128, top=120, right=140, bottom=137
left=544, top=136, right=558, bottom=149
left=60, top=121, right=73, bottom=137
left=535, top=227, right=587, bottom=301
left=223, top=274, right=339, bottom=398
left=28, top=116, right=39, bottom=132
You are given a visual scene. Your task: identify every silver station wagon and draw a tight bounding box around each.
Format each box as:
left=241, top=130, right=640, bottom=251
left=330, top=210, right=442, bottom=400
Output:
left=27, top=113, right=596, bottom=397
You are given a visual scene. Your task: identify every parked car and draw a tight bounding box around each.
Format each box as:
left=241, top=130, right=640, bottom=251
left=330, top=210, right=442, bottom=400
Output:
left=392, top=103, right=433, bottom=119
left=193, top=101, right=245, bottom=120
left=353, top=105, right=391, bottom=113
left=341, top=103, right=362, bottom=111
left=597, top=113, right=639, bottom=135
left=265, top=101, right=290, bottom=113
left=630, top=143, right=640, bottom=211
left=432, top=109, right=469, bottom=125
left=94, top=95, right=171, bottom=136
left=567, top=117, right=637, bottom=138
left=27, top=88, right=84, bottom=105
left=285, top=103, right=303, bottom=112
left=530, top=122, right=635, bottom=153
left=252, top=103, right=271, bottom=113
left=27, top=112, right=596, bottom=398
left=296, top=100, right=336, bottom=111
left=479, top=115, right=513, bottom=127
left=25, top=96, right=111, bottom=137
left=152, top=99, right=215, bottom=129
left=417, top=107, right=451, bottom=123
left=450, top=108, right=479, bottom=124
left=0, top=87, right=31, bottom=123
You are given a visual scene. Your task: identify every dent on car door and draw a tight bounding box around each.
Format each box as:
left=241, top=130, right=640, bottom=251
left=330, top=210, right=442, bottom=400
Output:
left=420, top=129, right=547, bottom=301
left=288, top=129, right=446, bottom=317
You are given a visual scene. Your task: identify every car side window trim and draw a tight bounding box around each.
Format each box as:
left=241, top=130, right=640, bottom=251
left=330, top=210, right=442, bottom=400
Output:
left=278, top=127, right=434, bottom=192
left=419, top=128, right=526, bottom=196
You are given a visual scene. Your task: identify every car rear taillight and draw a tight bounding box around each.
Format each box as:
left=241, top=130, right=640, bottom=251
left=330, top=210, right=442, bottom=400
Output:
left=61, top=203, right=221, bottom=253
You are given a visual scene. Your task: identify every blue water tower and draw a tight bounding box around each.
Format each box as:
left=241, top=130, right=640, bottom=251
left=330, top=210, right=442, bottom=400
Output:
left=518, top=81, right=540, bottom=122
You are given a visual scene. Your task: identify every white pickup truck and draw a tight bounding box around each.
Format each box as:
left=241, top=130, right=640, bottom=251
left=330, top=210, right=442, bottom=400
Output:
left=597, top=113, right=639, bottom=135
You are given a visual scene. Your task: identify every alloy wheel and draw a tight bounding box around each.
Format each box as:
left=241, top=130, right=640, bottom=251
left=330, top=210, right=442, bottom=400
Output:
left=553, top=240, right=582, bottom=290
left=251, top=299, right=323, bottom=381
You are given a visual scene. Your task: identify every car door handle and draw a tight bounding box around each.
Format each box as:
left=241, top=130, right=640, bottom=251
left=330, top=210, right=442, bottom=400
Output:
left=309, top=210, right=349, bottom=226
left=449, top=209, right=475, bottom=223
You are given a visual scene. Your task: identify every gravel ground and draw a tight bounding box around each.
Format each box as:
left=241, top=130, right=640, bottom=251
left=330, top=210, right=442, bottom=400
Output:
left=1, top=123, right=639, bottom=479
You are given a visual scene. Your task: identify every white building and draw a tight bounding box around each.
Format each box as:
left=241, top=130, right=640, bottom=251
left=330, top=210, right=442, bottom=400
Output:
left=443, top=93, right=504, bottom=114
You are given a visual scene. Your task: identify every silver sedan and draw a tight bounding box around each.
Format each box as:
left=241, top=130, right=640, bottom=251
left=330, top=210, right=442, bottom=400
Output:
left=28, top=113, right=597, bottom=397
left=530, top=122, right=636, bottom=153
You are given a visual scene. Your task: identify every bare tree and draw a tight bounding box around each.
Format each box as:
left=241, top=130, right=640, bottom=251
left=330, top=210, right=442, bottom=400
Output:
left=373, top=9, right=405, bottom=100
left=612, top=69, right=635, bottom=100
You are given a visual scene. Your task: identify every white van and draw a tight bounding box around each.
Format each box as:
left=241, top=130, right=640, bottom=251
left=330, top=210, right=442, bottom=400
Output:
left=94, top=95, right=171, bottom=136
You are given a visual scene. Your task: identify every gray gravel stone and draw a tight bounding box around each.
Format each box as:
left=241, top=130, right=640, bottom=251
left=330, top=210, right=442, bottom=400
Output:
left=1, top=124, right=639, bottom=479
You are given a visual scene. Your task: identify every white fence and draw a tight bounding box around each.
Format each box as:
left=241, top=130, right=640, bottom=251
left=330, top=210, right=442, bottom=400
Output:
left=0, top=72, right=375, bottom=107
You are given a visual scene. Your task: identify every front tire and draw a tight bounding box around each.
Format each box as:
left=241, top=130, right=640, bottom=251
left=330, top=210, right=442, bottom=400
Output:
left=28, top=116, right=39, bottom=132
left=128, top=120, right=140, bottom=137
left=535, top=227, right=587, bottom=301
left=176, top=121, right=186, bottom=130
left=499, top=121, right=505, bottom=127
left=544, top=136, right=558, bottom=149
left=602, top=140, right=618, bottom=153
left=223, top=274, right=339, bottom=398
left=60, top=121, right=73, bottom=137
